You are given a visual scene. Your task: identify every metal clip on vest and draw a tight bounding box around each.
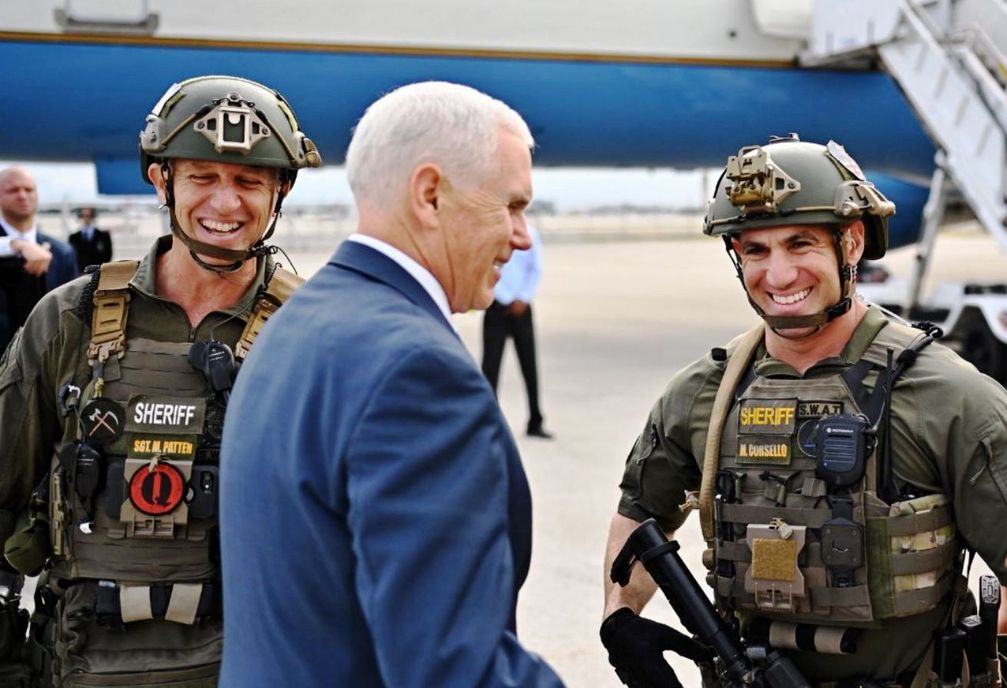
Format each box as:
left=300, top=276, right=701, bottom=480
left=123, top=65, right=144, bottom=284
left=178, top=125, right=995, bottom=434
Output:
left=820, top=496, right=863, bottom=589
left=611, top=518, right=811, bottom=688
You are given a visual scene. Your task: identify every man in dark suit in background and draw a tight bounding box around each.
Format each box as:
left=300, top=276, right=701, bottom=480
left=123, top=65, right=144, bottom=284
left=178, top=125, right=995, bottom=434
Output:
left=68, top=206, right=112, bottom=271
left=219, top=81, right=564, bottom=687
left=0, top=166, right=78, bottom=350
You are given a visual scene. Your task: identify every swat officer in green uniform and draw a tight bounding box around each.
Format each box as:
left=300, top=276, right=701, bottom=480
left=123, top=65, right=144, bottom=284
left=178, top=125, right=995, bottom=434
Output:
left=0, top=75, right=320, bottom=686
left=600, top=135, right=1007, bottom=687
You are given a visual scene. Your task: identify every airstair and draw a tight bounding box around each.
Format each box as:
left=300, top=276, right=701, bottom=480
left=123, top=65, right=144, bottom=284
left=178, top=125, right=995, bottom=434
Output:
left=797, top=0, right=1007, bottom=377
left=803, top=0, right=1007, bottom=253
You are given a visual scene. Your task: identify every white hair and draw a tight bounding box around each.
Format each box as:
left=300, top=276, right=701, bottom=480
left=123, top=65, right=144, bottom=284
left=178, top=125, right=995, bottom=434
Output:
left=345, top=81, right=534, bottom=206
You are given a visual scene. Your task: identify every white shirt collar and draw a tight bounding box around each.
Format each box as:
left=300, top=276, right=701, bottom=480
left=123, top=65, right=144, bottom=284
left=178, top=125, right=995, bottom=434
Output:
left=0, top=217, right=37, bottom=244
left=347, top=234, right=454, bottom=326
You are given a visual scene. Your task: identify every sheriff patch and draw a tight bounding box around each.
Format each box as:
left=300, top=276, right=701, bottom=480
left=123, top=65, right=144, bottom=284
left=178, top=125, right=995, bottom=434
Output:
left=738, top=399, right=797, bottom=434
left=737, top=437, right=791, bottom=464
left=126, top=395, right=205, bottom=435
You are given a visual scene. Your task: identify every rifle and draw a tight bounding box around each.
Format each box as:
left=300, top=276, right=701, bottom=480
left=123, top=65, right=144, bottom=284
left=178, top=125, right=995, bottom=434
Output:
left=610, top=518, right=810, bottom=688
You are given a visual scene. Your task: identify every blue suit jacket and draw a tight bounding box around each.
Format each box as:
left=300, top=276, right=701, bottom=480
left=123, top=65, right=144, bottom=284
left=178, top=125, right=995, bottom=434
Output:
left=219, top=241, right=563, bottom=687
left=38, top=231, right=80, bottom=290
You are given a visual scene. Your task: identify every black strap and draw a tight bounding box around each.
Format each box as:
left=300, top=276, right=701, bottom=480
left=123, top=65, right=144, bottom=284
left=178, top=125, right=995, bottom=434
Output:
left=94, top=580, right=220, bottom=627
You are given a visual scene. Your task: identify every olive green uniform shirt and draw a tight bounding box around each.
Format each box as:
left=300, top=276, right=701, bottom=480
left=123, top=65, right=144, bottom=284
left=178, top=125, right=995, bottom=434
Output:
left=0, top=235, right=272, bottom=540
left=618, top=307, right=1007, bottom=681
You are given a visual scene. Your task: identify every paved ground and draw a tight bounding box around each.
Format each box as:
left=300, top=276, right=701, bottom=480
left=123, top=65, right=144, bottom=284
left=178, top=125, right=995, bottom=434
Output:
left=286, top=227, right=1007, bottom=686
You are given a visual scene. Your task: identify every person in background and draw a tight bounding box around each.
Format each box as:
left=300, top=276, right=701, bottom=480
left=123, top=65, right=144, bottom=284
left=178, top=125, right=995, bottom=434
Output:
left=482, top=224, right=553, bottom=439
left=68, top=206, right=113, bottom=271
left=0, top=166, right=78, bottom=351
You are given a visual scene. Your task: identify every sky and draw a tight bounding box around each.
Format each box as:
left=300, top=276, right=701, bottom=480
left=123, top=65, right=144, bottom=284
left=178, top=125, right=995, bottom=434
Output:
left=3, top=161, right=714, bottom=213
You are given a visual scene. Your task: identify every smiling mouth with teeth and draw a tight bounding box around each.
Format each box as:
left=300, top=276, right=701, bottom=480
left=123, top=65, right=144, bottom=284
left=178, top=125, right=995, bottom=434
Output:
left=201, top=219, right=243, bottom=235
left=770, top=287, right=811, bottom=305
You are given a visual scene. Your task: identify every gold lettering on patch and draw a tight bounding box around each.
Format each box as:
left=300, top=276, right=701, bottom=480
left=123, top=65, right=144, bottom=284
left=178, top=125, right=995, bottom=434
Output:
left=736, top=438, right=791, bottom=465
left=742, top=406, right=792, bottom=426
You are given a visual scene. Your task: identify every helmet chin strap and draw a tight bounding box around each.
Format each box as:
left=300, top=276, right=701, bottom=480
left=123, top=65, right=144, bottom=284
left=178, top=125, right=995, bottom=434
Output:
left=160, top=162, right=286, bottom=274
left=723, top=231, right=856, bottom=340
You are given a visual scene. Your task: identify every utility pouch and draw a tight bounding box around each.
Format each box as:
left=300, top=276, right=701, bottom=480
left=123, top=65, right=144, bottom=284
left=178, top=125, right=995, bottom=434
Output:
left=4, top=475, right=52, bottom=577
left=865, top=493, right=958, bottom=619
left=745, top=522, right=807, bottom=613
left=3, top=512, right=49, bottom=577
left=186, top=466, right=218, bottom=521
left=102, top=458, right=124, bottom=520
left=932, top=626, right=966, bottom=685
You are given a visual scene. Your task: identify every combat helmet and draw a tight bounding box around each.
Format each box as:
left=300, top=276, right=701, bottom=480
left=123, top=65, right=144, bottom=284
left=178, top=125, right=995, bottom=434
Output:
left=703, top=134, right=895, bottom=333
left=139, top=75, right=322, bottom=271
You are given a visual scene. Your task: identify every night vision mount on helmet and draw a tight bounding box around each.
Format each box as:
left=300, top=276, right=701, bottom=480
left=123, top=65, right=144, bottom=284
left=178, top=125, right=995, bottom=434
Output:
left=703, top=134, right=895, bottom=333
left=140, top=75, right=322, bottom=271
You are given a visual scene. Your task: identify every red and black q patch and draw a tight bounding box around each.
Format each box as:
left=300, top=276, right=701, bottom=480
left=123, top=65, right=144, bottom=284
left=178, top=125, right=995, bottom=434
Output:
left=128, top=461, right=185, bottom=516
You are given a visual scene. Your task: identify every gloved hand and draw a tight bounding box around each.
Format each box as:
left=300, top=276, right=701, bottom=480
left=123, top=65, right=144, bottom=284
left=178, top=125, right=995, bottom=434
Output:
left=0, top=597, right=30, bottom=687
left=600, top=607, right=712, bottom=688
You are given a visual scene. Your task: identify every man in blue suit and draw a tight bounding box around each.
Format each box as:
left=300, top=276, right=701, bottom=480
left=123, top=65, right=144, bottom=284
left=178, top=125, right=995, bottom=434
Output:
left=219, top=82, right=564, bottom=687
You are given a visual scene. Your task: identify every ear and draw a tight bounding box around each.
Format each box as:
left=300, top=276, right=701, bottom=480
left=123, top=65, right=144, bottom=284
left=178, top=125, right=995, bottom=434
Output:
left=844, top=220, right=866, bottom=264
left=147, top=163, right=168, bottom=204
left=730, top=236, right=743, bottom=255
left=409, top=163, right=444, bottom=229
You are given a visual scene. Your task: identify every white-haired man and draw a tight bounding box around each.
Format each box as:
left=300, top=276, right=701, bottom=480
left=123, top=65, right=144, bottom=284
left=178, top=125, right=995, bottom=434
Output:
left=219, top=82, right=564, bottom=687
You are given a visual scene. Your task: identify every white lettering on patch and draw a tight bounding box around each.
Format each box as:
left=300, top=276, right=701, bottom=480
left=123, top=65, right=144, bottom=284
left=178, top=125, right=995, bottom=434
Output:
left=133, top=402, right=197, bottom=427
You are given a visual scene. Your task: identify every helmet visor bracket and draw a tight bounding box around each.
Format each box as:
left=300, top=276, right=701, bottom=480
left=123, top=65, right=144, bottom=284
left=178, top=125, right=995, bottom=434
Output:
left=194, top=100, right=272, bottom=155
left=726, top=147, right=801, bottom=217
left=834, top=180, right=896, bottom=221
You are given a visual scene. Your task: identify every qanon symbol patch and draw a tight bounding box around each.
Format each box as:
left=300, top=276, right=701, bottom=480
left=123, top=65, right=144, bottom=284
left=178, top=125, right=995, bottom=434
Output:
left=129, top=461, right=185, bottom=516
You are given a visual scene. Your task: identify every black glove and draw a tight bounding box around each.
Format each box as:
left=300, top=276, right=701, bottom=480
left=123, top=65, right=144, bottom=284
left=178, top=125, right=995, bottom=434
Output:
left=0, top=595, right=30, bottom=687
left=600, top=607, right=712, bottom=688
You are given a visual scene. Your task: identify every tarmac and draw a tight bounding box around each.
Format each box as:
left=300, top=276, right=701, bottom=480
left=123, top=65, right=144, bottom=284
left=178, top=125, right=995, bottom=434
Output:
left=283, top=225, right=1007, bottom=686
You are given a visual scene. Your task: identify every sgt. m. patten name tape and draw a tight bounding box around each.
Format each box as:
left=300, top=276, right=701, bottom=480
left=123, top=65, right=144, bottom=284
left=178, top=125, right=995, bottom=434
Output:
left=130, top=437, right=195, bottom=457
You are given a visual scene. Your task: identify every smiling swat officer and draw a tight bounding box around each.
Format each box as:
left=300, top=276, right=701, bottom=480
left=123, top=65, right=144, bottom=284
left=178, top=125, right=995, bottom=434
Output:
left=601, top=135, right=1007, bottom=687
left=0, top=74, right=319, bottom=687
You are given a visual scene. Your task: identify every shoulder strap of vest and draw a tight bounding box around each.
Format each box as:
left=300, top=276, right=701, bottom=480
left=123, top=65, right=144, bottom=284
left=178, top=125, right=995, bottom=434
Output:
left=859, top=319, right=926, bottom=367
left=87, top=261, right=138, bottom=364
left=699, top=324, right=764, bottom=545
left=234, top=266, right=305, bottom=360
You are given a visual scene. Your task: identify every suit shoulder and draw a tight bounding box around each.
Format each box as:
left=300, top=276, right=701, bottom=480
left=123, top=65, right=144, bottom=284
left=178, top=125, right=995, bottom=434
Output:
left=266, top=268, right=462, bottom=367
left=37, top=274, right=92, bottom=318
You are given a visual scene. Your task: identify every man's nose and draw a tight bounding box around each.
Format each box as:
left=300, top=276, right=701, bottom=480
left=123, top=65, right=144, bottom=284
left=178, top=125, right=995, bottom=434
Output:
left=764, top=251, right=798, bottom=288
left=511, top=215, right=532, bottom=250
left=210, top=184, right=242, bottom=212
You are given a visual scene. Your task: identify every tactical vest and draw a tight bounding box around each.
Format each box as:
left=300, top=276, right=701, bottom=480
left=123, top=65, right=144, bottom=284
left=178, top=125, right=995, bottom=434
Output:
left=705, top=322, right=960, bottom=644
left=18, top=259, right=301, bottom=687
